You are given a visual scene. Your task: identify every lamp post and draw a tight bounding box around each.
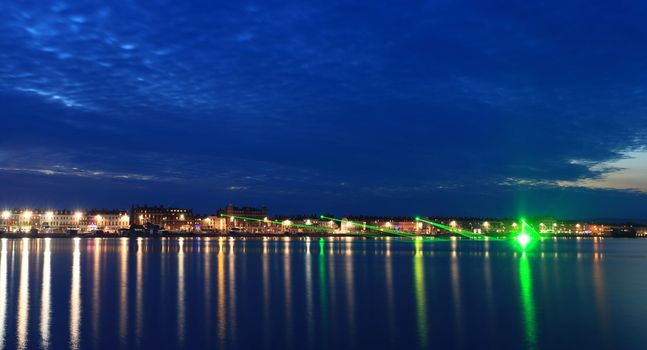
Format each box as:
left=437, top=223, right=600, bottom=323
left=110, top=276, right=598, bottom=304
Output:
left=22, top=210, right=33, bottom=233
left=1, top=210, right=10, bottom=232
left=74, top=212, right=83, bottom=232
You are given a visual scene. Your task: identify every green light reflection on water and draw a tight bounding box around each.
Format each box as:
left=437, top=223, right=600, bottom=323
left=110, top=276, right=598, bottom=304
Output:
left=413, top=239, right=428, bottom=348
left=519, top=253, right=537, bottom=349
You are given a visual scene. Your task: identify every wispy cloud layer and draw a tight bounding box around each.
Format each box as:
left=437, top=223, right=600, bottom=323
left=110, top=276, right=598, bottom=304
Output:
left=0, top=1, right=647, bottom=215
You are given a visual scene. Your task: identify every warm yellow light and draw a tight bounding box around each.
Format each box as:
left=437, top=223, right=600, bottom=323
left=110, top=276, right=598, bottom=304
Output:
left=385, top=222, right=392, bottom=228
left=305, top=219, right=312, bottom=225
left=95, top=215, right=103, bottom=222
left=282, top=220, right=292, bottom=226
left=483, top=221, right=490, bottom=228
left=74, top=212, right=83, bottom=220
left=121, top=214, right=130, bottom=222
left=22, top=211, right=33, bottom=220
left=450, top=220, right=457, bottom=227
left=1, top=211, right=10, bottom=220
left=45, top=211, right=54, bottom=220
left=179, top=214, right=185, bottom=221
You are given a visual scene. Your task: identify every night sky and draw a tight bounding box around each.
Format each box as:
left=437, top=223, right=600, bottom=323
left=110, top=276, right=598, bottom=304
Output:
left=1, top=1, right=647, bottom=218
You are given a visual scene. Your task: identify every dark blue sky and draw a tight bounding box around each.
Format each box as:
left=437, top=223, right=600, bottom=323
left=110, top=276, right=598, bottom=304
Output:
left=1, top=0, right=647, bottom=218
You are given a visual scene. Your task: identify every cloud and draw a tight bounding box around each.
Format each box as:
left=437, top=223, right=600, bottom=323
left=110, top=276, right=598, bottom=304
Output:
left=558, top=149, right=647, bottom=193
left=0, top=1, right=646, bottom=215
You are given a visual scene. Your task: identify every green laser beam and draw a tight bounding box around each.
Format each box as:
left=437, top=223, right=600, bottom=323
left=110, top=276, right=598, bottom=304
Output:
left=221, top=214, right=379, bottom=237
left=415, top=217, right=485, bottom=239
left=320, top=215, right=417, bottom=237
left=220, top=214, right=332, bottom=232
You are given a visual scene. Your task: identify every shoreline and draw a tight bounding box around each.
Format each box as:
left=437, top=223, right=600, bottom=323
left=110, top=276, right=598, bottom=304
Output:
left=0, top=232, right=636, bottom=239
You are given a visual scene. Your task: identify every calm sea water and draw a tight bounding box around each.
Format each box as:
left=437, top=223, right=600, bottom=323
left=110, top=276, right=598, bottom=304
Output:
left=0, top=236, right=645, bottom=349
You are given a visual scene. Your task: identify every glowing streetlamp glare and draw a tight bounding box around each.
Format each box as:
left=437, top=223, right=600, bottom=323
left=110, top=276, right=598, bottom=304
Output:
left=74, top=212, right=83, bottom=220
left=1, top=211, right=10, bottom=220
left=23, top=211, right=33, bottom=220
left=45, top=211, right=54, bottom=220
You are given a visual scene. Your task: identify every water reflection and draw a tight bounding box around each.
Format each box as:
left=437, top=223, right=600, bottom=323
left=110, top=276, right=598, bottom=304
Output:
left=318, top=238, right=329, bottom=345
left=0, top=239, right=7, bottom=348
left=228, top=239, right=237, bottom=347
left=384, top=239, right=395, bottom=346
left=17, top=238, right=30, bottom=350
left=305, top=239, right=314, bottom=349
left=177, top=238, right=185, bottom=346
left=413, top=239, right=428, bottom=348
left=92, top=239, right=101, bottom=348
left=70, top=238, right=81, bottom=350
left=344, top=239, right=356, bottom=348
left=217, top=238, right=226, bottom=346
left=283, top=239, right=293, bottom=347
left=592, top=239, right=608, bottom=339
left=136, top=238, right=144, bottom=346
left=262, top=239, right=271, bottom=347
left=450, top=239, right=463, bottom=343
left=519, top=253, right=537, bottom=349
left=0, top=237, right=637, bottom=349
left=40, top=238, right=51, bottom=349
left=119, top=238, right=128, bottom=346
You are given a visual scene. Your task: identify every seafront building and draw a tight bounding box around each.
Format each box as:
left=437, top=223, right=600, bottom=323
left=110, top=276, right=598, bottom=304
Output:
left=0, top=209, right=130, bottom=233
left=131, top=205, right=196, bottom=231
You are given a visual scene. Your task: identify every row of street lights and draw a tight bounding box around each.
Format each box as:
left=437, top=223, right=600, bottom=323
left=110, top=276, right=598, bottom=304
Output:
left=1, top=210, right=130, bottom=232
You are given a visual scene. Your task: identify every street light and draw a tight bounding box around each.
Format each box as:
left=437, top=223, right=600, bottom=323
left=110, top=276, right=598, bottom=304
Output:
left=45, top=211, right=54, bottom=221
left=1, top=210, right=9, bottom=231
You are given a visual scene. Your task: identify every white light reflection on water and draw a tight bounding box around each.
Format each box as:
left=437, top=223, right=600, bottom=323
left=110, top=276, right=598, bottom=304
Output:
left=70, top=237, right=81, bottom=350
left=17, top=238, right=30, bottom=350
left=450, top=239, right=463, bottom=346
left=262, top=239, right=271, bottom=347
left=283, top=238, right=293, bottom=347
left=136, top=238, right=143, bottom=347
left=344, top=239, right=356, bottom=348
left=92, top=238, right=101, bottom=348
left=119, top=238, right=128, bottom=346
left=305, top=239, right=314, bottom=349
left=0, top=239, right=7, bottom=348
left=177, top=238, right=185, bottom=347
left=40, top=238, right=51, bottom=349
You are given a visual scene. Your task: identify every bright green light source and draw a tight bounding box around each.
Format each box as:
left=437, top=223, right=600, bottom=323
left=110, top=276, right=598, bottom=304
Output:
left=517, top=233, right=531, bottom=248
left=415, top=216, right=420, bottom=221
left=319, top=215, right=324, bottom=219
